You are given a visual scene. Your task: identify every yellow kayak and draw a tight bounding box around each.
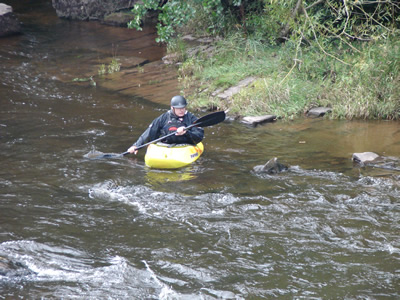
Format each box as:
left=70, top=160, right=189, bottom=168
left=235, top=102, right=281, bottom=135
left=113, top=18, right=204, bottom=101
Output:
left=145, top=142, right=204, bottom=169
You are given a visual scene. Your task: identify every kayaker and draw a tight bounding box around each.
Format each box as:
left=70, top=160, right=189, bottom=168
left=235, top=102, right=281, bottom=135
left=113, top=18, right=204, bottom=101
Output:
left=127, top=95, right=204, bottom=154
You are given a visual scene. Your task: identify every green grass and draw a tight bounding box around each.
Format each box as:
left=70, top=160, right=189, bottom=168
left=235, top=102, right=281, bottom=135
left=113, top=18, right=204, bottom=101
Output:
left=180, top=34, right=400, bottom=120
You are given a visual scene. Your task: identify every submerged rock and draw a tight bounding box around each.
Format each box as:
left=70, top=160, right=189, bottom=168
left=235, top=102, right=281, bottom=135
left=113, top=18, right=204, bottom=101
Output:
left=0, top=4, right=21, bottom=37
left=0, top=256, right=34, bottom=277
left=253, top=157, right=288, bottom=174
left=102, top=11, right=135, bottom=27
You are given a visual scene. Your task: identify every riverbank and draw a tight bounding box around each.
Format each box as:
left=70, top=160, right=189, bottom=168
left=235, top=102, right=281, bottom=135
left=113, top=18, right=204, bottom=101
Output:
left=5, top=0, right=398, bottom=121
left=170, top=33, right=400, bottom=121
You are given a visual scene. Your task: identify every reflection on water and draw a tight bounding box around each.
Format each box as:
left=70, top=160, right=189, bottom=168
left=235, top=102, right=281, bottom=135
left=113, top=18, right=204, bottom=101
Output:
left=1, top=1, right=400, bottom=299
left=145, top=167, right=198, bottom=187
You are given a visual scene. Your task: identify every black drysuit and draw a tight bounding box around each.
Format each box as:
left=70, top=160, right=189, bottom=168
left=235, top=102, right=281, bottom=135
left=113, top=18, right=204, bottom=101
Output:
left=132, top=110, right=204, bottom=147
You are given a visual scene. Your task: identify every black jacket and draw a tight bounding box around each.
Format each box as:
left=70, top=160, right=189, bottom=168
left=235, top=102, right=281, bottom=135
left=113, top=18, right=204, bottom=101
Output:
left=133, top=110, right=204, bottom=147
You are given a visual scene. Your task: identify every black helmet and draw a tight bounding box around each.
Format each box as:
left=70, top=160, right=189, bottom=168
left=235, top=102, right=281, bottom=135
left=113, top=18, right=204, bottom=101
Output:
left=170, top=95, right=187, bottom=108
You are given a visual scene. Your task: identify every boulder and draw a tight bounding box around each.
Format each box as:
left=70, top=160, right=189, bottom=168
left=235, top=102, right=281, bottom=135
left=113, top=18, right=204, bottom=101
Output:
left=352, top=152, right=400, bottom=171
left=352, top=152, right=379, bottom=165
left=253, top=157, right=288, bottom=174
left=52, top=0, right=136, bottom=21
left=0, top=3, right=21, bottom=37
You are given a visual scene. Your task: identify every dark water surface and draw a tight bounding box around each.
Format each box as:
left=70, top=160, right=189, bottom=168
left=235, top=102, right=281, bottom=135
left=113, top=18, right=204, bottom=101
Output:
left=1, top=1, right=399, bottom=299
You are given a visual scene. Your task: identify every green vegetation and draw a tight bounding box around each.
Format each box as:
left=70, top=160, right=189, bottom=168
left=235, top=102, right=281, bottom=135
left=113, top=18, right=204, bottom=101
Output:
left=98, top=58, right=121, bottom=75
left=72, top=76, right=96, bottom=86
left=98, top=64, right=106, bottom=75
left=180, top=34, right=400, bottom=120
left=129, top=0, right=400, bottom=120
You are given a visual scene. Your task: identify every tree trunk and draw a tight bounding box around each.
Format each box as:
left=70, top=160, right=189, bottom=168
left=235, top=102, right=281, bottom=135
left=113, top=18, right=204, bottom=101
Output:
left=277, top=0, right=303, bottom=43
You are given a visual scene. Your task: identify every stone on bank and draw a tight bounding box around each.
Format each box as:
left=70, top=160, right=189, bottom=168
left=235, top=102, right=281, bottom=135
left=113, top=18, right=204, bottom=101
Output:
left=241, top=115, right=276, bottom=127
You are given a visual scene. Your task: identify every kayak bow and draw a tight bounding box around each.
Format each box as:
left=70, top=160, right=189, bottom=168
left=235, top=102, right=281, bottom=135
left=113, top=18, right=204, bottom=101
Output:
left=144, top=142, right=204, bottom=169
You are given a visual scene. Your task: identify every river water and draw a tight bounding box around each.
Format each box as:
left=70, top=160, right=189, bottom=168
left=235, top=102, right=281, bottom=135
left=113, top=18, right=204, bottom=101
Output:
left=1, top=1, right=399, bottom=299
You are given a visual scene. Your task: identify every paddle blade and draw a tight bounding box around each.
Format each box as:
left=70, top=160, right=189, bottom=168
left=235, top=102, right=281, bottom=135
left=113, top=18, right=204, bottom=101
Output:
left=95, top=151, right=130, bottom=159
left=84, top=149, right=125, bottom=159
left=194, top=111, right=226, bottom=128
left=98, top=153, right=123, bottom=159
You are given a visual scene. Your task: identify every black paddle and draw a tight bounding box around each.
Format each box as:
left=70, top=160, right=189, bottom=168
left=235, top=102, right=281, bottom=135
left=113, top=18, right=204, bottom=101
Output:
left=91, top=110, right=226, bottom=159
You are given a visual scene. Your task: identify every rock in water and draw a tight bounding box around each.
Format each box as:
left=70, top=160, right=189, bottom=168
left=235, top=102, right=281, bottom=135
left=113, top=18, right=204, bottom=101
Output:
left=0, top=4, right=21, bottom=37
left=352, top=152, right=379, bottom=165
left=253, top=157, right=288, bottom=174
left=0, top=256, right=34, bottom=277
left=241, top=115, right=276, bottom=127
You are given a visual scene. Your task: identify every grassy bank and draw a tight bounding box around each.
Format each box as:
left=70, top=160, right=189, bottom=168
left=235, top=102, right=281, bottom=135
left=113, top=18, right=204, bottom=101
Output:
left=174, top=34, right=399, bottom=120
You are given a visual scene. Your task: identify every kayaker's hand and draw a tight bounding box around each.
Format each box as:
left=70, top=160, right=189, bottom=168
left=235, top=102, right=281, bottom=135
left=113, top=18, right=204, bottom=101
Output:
left=127, top=145, right=138, bottom=155
left=176, top=126, right=187, bottom=136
